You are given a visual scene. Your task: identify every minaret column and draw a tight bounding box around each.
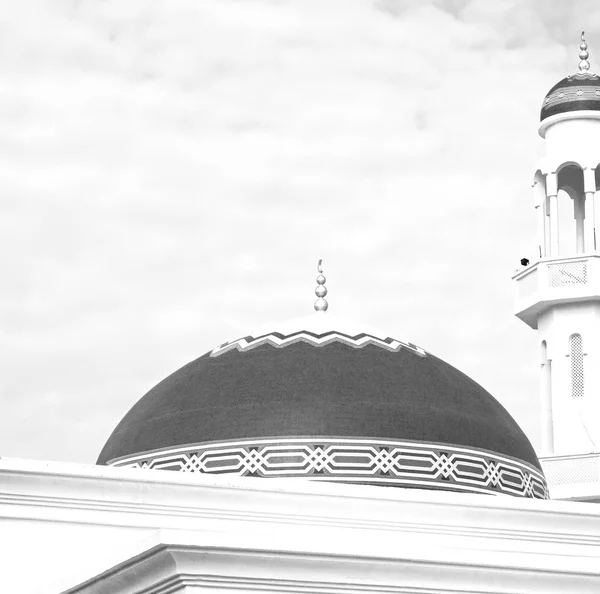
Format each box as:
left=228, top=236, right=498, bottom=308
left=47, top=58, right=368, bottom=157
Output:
left=540, top=341, right=554, bottom=455
left=536, top=201, right=546, bottom=258
left=533, top=176, right=548, bottom=258
left=584, top=168, right=597, bottom=252
left=546, top=172, right=559, bottom=257
left=575, top=193, right=585, bottom=253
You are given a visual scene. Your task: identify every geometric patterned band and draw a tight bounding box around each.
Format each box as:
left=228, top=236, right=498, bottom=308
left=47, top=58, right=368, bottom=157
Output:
left=109, top=436, right=548, bottom=499
left=542, top=73, right=600, bottom=119
left=210, top=331, right=427, bottom=358
left=544, top=85, right=600, bottom=110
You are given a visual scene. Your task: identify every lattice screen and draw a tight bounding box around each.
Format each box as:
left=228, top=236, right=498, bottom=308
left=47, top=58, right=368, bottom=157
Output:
left=543, top=455, right=599, bottom=486
left=548, top=261, right=587, bottom=287
left=570, top=333, right=585, bottom=398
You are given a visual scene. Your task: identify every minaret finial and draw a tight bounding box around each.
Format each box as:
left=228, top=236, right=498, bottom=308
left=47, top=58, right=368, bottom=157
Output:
left=314, top=259, right=328, bottom=312
left=579, top=31, right=590, bottom=72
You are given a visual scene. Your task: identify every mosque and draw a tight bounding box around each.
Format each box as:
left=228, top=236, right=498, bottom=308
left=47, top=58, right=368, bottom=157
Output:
left=3, top=34, right=600, bottom=594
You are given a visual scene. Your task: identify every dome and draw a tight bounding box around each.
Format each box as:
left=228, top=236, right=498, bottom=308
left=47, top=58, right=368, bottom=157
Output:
left=541, top=72, right=600, bottom=122
left=97, top=313, right=547, bottom=499
left=540, top=34, right=600, bottom=122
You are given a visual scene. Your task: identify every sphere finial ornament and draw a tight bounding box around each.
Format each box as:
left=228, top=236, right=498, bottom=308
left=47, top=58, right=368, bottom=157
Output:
left=314, top=259, right=329, bottom=312
left=579, top=31, right=591, bottom=72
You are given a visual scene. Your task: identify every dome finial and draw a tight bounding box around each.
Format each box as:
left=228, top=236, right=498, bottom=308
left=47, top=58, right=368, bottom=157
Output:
left=579, top=31, right=590, bottom=72
left=314, top=259, right=328, bottom=312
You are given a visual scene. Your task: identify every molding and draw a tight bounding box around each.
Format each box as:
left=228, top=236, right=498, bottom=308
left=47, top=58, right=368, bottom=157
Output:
left=64, top=543, right=600, bottom=594
left=3, top=488, right=599, bottom=547
left=0, top=459, right=598, bottom=546
left=538, top=110, right=600, bottom=137
left=142, top=574, right=493, bottom=594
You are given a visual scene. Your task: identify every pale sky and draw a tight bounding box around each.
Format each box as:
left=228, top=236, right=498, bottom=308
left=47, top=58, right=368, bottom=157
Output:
left=2, top=0, right=599, bottom=464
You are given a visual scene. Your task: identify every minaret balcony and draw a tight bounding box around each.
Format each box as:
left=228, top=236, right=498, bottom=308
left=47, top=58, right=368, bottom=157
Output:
left=512, top=254, right=600, bottom=329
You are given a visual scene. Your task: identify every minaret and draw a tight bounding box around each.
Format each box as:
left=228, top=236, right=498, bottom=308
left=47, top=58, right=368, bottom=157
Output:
left=513, top=33, right=600, bottom=500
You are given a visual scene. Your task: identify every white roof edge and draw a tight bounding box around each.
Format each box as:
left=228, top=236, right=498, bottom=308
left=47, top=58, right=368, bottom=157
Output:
left=1, top=456, right=598, bottom=517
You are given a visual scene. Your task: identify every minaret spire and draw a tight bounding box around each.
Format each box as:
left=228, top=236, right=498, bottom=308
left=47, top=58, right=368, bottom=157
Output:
left=314, top=259, right=329, bottom=312
left=579, top=31, right=590, bottom=72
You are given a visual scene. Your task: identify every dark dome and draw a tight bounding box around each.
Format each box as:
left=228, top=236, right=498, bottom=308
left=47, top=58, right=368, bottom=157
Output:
left=541, top=72, right=600, bottom=121
left=98, top=315, right=547, bottom=499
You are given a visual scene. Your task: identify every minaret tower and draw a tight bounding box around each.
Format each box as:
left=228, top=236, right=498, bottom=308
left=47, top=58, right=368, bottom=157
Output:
left=513, top=33, right=600, bottom=500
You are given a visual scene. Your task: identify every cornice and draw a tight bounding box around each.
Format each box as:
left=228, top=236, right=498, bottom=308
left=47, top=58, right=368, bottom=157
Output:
left=144, top=574, right=492, bottom=594
left=538, top=110, right=600, bottom=137
left=3, top=488, right=600, bottom=550
left=2, top=458, right=600, bottom=548
left=64, top=544, right=600, bottom=594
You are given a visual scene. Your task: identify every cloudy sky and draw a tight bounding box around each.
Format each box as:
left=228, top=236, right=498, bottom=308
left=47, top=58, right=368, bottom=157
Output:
left=2, top=0, right=599, bottom=464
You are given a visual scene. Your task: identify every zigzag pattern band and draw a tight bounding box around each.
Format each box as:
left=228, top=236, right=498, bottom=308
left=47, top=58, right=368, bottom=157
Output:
left=210, top=331, right=427, bottom=358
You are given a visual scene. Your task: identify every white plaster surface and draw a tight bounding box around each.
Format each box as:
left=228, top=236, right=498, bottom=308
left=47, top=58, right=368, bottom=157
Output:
left=2, top=458, right=600, bottom=594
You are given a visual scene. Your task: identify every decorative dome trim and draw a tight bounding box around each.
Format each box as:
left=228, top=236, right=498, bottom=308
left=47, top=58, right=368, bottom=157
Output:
left=108, top=435, right=548, bottom=499
left=211, top=330, right=427, bottom=358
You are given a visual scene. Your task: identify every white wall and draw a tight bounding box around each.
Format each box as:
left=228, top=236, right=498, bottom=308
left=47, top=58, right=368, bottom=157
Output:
left=2, top=458, right=600, bottom=594
left=541, top=115, right=600, bottom=172
left=538, top=301, right=600, bottom=455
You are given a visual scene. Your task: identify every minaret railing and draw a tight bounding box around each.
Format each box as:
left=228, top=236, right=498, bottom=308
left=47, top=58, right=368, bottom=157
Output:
left=513, top=254, right=600, bottom=327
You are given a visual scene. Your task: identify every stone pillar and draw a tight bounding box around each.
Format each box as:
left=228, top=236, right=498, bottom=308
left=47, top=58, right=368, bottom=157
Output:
left=545, top=173, right=559, bottom=257
left=549, top=194, right=559, bottom=257
left=536, top=203, right=546, bottom=258
left=575, top=194, right=585, bottom=254
left=585, top=191, right=596, bottom=252
left=541, top=359, right=554, bottom=455
left=583, top=168, right=597, bottom=253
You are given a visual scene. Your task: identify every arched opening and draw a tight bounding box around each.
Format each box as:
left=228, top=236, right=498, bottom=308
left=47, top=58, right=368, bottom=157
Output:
left=557, top=186, right=578, bottom=254
left=556, top=164, right=585, bottom=255
left=569, top=333, right=585, bottom=399
left=540, top=340, right=554, bottom=454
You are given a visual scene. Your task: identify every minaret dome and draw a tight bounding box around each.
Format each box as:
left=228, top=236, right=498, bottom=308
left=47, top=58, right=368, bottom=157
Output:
left=540, top=32, right=600, bottom=136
